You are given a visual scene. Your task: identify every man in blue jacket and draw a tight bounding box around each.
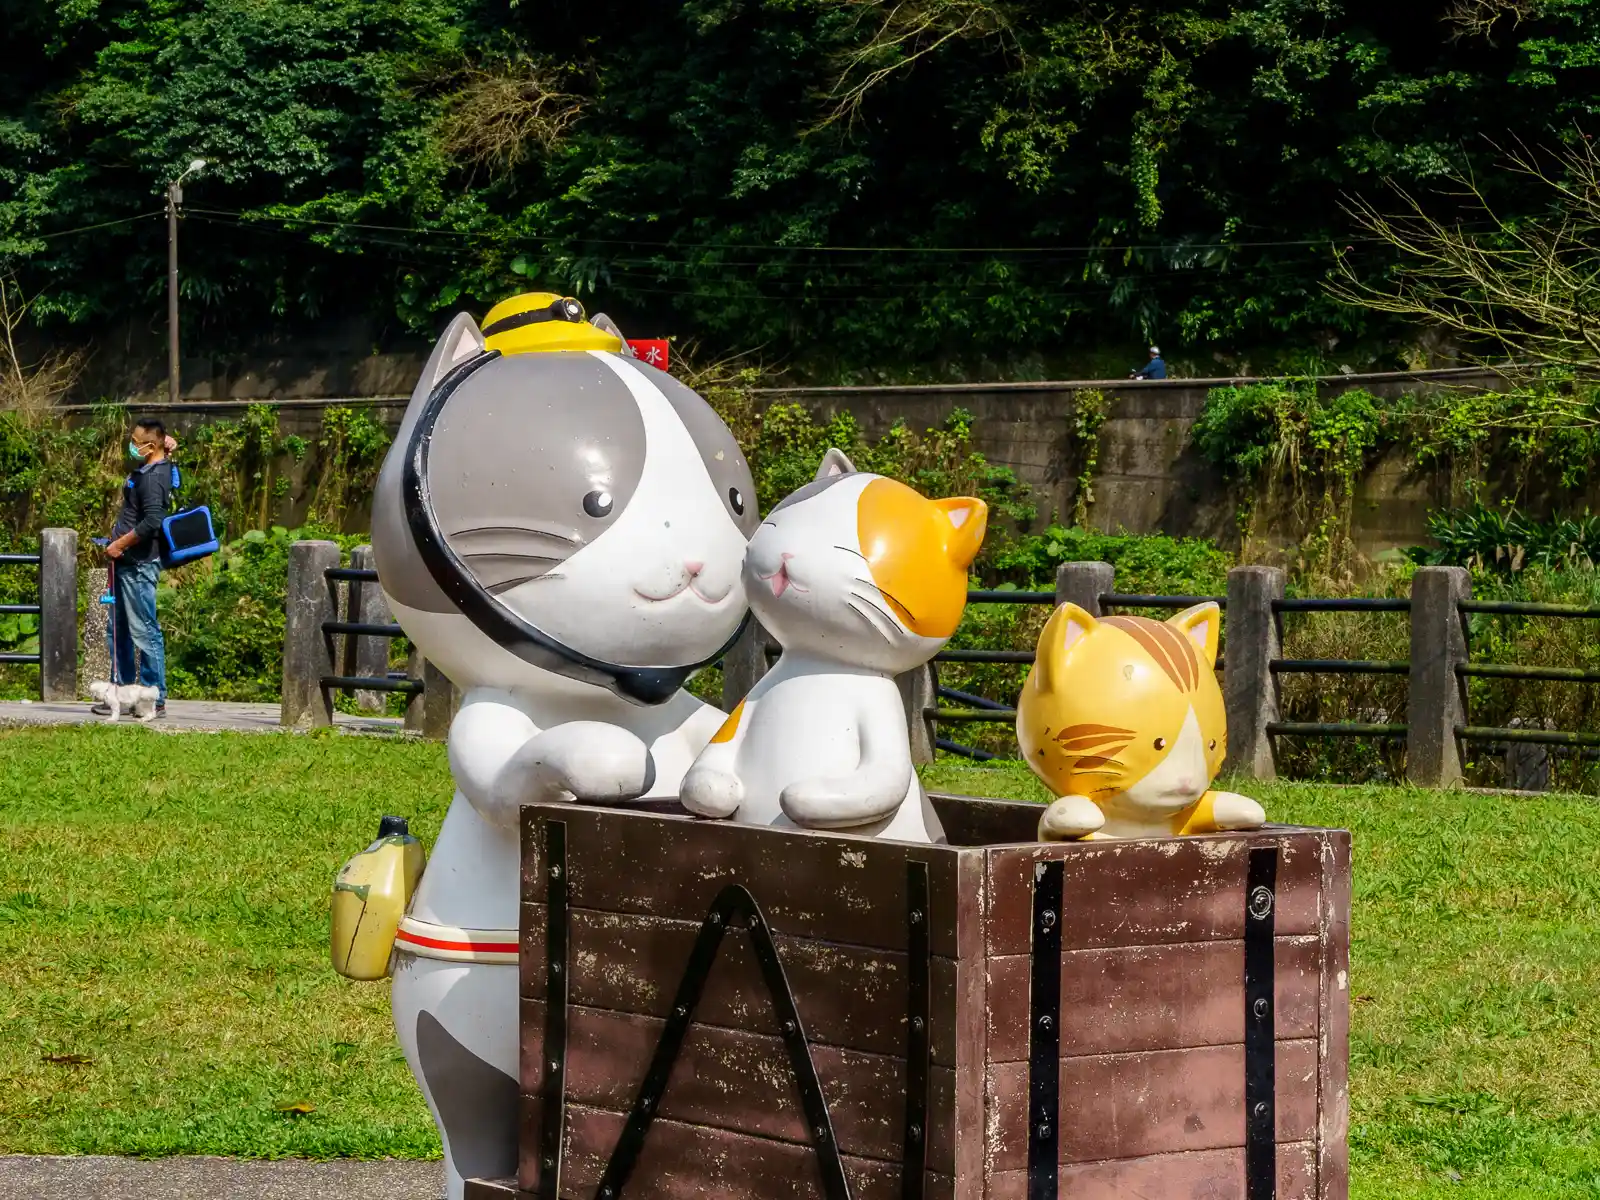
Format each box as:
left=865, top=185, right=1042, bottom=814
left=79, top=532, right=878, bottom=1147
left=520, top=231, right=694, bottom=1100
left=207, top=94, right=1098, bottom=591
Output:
left=95, top=418, right=173, bottom=717
left=1131, top=346, right=1167, bottom=379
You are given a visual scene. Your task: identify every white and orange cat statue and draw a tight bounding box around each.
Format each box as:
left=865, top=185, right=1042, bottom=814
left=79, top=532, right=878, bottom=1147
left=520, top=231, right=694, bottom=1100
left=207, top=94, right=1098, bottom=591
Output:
left=1016, top=601, right=1267, bottom=841
left=681, top=448, right=986, bottom=842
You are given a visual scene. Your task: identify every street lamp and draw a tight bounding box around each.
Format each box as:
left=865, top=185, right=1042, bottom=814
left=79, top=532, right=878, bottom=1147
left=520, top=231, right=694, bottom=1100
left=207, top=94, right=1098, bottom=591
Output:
left=167, top=158, right=206, bottom=406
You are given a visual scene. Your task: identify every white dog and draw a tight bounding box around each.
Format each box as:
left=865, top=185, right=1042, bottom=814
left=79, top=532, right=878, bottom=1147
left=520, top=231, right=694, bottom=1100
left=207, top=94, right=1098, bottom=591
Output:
left=88, top=680, right=161, bottom=722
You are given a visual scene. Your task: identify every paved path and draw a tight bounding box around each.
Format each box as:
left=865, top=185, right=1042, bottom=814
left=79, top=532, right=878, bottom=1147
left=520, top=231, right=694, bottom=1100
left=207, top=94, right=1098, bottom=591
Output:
left=0, top=698, right=403, bottom=736
left=0, top=1155, right=442, bottom=1199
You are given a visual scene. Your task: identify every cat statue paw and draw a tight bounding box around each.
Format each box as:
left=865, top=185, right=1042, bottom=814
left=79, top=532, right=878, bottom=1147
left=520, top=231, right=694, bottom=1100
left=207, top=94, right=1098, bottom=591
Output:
left=682, top=448, right=986, bottom=843
left=369, top=294, right=759, bottom=1200
left=1016, top=600, right=1268, bottom=841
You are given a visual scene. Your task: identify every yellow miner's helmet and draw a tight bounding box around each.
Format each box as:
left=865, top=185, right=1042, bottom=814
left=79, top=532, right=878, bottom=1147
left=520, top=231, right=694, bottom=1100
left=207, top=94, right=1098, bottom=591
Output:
left=480, top=292, right=625, bottom=356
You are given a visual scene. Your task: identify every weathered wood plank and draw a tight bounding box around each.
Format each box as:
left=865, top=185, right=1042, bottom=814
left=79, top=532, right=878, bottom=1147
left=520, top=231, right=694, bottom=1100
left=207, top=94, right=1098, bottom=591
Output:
left=519, top=905, right=960, bottom=1064
left=1317, top=830, right=1353, bottom=1198
left=518, top=1099, right=954, bottom=1200
left=984, top=831, right=1323, bottom=955
left=985, top=1139, right=1317, bottom=1200
left=986, top=1039, right=1320, bottom=1167
left=519, top=1000, right=955, bottom=1170
left=950, top=845, right=989, bottom=1197
left=985, top=936, right=1320, bottom=1062
left=522, top=802, right=966, bottom=955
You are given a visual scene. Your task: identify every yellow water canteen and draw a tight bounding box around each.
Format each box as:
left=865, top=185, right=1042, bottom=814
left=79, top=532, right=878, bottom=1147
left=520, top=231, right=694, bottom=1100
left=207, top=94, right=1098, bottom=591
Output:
left=330, top=815, right=426, bottom=980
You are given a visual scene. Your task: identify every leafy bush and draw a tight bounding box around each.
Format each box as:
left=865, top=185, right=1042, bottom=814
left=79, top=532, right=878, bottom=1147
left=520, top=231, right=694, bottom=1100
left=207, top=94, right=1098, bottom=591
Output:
left=988, top=524, right=1233, bottom=596
left=1413, top=502, right=1600, bottom=574
left=158, top=525, right=374, bottom=703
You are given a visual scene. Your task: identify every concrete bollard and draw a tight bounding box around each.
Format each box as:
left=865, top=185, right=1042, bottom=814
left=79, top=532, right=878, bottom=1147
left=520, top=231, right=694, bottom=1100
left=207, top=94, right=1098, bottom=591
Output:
left=898, top=661, right=938, bottom=766
left=1223, top=565, right=1285, bottom=781
left=82, top=566, right=111, bottom=695
left=720, top=618, right=772, bottom=712
left=1054, top=560, right=1114, bottom=615
left=404, top=645, right=426, bottom=734
left=38, top=528, right=78, bottom=701
left=281, top=540, right=340, bottom=728
left=1504, top=719, right=1551, bottom=792
left=1406, top=566, right=1471, bottom=787
left=421, top=658, right=458, bottom=741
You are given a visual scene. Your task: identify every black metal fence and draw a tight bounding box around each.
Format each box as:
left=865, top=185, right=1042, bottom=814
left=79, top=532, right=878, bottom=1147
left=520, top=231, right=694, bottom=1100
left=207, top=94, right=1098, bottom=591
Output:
left=901, top=562, right=1600, bottom=792
left=281, top=541, right=452, bottom=736
left=1, top=530, right=78, bottom=700
left=0, top=550, right=43, bottom=669
left=930, top=577, right=1227, bottom=756
left=319, top=564, right=420, bottom=700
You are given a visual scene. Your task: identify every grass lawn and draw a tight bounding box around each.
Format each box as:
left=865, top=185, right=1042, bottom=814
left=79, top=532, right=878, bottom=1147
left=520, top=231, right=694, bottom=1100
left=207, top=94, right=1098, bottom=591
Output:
left=1, top=726, right=1597, bottom=1198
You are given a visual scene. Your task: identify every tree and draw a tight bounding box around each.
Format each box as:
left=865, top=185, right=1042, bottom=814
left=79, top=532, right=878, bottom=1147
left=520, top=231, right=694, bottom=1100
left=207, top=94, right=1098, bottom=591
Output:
left=1331, top=134, right=1600, bottom=369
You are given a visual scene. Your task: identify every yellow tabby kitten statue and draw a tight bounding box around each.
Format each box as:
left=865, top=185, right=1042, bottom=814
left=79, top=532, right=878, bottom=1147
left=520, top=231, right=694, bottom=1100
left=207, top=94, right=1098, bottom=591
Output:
left=1016, top=601, right=1267, bottom=841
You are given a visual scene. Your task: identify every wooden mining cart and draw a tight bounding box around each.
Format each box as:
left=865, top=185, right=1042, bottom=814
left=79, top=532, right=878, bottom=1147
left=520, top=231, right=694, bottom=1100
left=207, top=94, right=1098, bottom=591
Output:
left=466, top=793, right=1351, bottom=1200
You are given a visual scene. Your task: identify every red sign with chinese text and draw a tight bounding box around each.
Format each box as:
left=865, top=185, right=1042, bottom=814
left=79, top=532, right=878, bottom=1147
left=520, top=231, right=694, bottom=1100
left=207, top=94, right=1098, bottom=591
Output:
left=625, top=339, right=670, bottom=370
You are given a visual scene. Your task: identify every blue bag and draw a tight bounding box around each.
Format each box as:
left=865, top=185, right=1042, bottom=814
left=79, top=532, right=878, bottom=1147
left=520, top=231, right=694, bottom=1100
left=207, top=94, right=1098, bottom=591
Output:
left=158, top=464, right=220, bottom=568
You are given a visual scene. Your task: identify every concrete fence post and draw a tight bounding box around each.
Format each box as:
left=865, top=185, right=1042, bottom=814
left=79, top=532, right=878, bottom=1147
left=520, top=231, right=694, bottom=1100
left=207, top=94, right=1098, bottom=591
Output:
left=346, top=546, right=392, bottom=713
left=1223, top=565, right=1285, bottom=782
left=1504, top=718, right=1551, bottom=792
left=404, top=646, right=426, bottom=734
left=1407, top=566, right=1471, bottom=788
left=421, top=659, right=458, bottom=741
left=1054, top=560, right=1115, bottom=614
left=281, top=539, right=340, bottom=728
left=721, top=618, right=772, bottom=712
left=82, top=565, right=110, bottom=694
left=38, top=528, right=78, bottom=701
left=898, top=661, right=938, bottom=766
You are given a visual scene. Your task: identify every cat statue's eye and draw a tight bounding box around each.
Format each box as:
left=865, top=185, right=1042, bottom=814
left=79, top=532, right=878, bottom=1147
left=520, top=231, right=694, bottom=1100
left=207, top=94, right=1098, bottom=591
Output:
left=582, top=490, right=614, bottom=518
left=728, top=487, right=745, bottom=516
left=1209, top=739, right=1217, bottom=751
left=1153, top=737, right=1166, bottom=750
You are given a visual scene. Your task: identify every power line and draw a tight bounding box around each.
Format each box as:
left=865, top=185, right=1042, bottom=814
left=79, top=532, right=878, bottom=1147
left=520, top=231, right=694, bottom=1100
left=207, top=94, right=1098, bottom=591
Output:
left=183, top=204, right=1389, bottom=255
left=6, top=211, right=165, bottom=243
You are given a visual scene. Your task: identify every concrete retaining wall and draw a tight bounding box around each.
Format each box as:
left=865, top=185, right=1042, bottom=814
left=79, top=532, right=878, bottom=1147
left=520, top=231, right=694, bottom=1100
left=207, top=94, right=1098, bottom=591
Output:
left=50, top=366, right=1512, bottom=552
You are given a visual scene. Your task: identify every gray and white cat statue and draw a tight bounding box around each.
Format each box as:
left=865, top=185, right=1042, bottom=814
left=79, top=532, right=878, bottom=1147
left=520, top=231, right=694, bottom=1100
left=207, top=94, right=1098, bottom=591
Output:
left=368, top=300, right=757, bottom=1198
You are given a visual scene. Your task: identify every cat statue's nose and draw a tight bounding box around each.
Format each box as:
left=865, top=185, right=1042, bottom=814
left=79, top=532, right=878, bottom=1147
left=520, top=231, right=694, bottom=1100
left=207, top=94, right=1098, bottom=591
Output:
left=684, top=560, right=704, bottom=577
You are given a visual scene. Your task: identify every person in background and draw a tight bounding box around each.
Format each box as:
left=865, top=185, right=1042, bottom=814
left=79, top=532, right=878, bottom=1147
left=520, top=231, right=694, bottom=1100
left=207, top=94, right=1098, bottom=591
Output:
left=92, top=420, right=177, bottom=718
left=1130, top=346, right=1167, bottom=380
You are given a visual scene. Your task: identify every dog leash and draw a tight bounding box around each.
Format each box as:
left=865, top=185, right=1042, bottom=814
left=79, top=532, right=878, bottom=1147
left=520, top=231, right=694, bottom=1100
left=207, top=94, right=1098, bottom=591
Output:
left=94, top=540, right=120, bottom=687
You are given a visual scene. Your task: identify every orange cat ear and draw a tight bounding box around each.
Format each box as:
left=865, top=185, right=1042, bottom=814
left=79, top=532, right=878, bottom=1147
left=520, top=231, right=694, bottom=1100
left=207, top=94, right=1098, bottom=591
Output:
left=933, top=497, right=987, bottom=570
left=1033, top=602, right=1097, bottom=694
left=1168, top=602, right=1221, bottom=667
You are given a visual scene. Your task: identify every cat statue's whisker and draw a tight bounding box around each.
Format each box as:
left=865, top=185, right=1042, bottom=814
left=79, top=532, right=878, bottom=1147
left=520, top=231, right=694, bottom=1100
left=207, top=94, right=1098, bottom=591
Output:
left=844, top=599, right=899, bottom=645
left=682, top=447, right=987, bottom=843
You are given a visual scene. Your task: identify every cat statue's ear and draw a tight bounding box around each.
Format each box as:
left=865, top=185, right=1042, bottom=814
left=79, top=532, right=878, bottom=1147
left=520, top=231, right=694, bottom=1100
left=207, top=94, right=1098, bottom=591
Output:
left=1168, top=602, right=1221, bottom=668
left=426, top=312, right=488, bottom=390
left=1034, top=602, right=1098, bottom=695
left=390, top=312, right=489, bottom=458
left=815, top=447, right=857, bottom=481
left=933, top=497, right=988, bottom=570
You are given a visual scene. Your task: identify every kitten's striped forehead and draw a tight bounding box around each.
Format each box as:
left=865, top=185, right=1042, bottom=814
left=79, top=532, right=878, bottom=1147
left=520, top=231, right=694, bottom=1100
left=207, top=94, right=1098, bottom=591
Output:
left=1102, top=615, right=1203, bottom=692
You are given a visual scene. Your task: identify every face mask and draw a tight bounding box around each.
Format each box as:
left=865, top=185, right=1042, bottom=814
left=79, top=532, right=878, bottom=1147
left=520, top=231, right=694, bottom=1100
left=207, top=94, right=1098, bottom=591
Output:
left=128, top=441, right=146, bottom=462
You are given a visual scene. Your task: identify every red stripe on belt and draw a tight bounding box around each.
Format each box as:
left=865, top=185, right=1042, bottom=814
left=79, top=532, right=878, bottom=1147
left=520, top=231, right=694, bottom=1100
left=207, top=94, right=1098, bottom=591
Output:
left=395, top=929, right=518, bottom=954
